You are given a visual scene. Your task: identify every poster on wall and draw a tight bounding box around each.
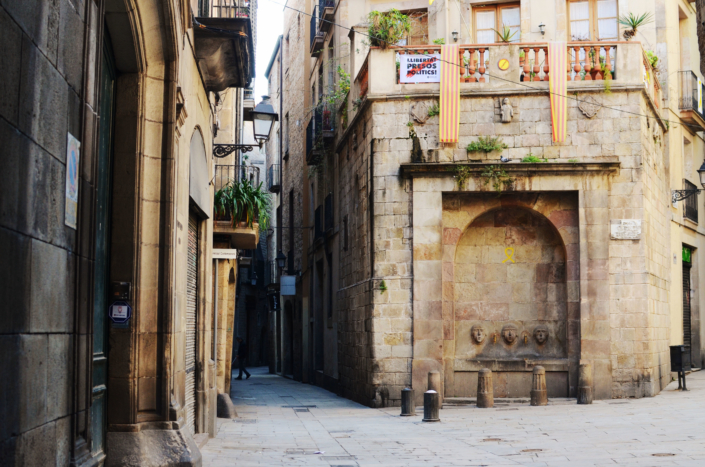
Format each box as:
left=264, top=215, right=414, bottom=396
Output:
left=65, top=133, right=81, bottom=230
left=399, top=54, right=441, bottom=83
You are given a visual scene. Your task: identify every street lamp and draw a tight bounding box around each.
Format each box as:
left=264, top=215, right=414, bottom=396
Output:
left=538, top=22, right=546, bottom=35
left=672, top=161, right=705, bottom=204
left=213, top=96, right=279, bottom=158
left=276, top=251, right=287, bottom=270
left=451, top=31, right=459, bottom=42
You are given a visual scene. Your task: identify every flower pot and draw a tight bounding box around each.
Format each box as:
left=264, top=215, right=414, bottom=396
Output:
left=213, top=221, right=260, bottom=249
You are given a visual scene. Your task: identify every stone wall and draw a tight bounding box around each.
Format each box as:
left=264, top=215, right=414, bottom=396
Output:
left=333, top=80, right=670, bottom=404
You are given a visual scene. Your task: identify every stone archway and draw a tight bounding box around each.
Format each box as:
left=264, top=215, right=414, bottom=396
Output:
left=447, top=200, right=578, bottom=399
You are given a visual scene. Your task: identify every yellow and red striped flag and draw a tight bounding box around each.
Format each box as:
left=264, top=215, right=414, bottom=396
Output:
left=548, top=41, right=567, bottom=143
left=439, top=44, right=460, bottom=143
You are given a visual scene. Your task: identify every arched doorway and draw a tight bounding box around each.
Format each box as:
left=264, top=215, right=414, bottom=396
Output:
left=451, top=206, right=572, bottom=398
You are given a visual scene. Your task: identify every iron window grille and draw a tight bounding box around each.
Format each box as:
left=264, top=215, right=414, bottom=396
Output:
left=684, top=179, right=699, bottom=222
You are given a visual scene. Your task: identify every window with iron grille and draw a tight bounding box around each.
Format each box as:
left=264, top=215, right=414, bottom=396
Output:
left=684, top=179, right=698, bottom=222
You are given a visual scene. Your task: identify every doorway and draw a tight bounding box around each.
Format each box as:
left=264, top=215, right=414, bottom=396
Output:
left=683, top=248, right=692, bottom=353
left=90, top=34, right=116, bottom=461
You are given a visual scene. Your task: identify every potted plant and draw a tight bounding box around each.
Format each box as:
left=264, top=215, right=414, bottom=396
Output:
left=493, top=25, right=517, bottom=43
left=519, top=50, right=525, bottom=67
left=618, top=12, right=654, bottom=41
left=213, top=178, right=271, bottom=249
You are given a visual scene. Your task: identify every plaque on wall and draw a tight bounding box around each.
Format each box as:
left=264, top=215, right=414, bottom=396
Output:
left=610, top=219, right=642, bottom=240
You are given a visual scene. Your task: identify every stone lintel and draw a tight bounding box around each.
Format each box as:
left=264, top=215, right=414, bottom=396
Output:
left=400, top=161, right=620, bottom=178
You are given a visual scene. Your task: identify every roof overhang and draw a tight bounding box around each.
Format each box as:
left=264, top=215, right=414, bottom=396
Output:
left=193, top=16, right=254, bottom=92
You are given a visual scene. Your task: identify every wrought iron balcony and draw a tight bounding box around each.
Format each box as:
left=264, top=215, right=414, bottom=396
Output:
left=268, top=164, right=281, bottom=193
left=319, top=0, right=335, bottom=33
left=678, top=71, right=705, bottom=127
left=309, top=5, right=324, bottom=55
left=213, top=165, right=260, bottom=192
left=211, top=0, right=250, bottom=19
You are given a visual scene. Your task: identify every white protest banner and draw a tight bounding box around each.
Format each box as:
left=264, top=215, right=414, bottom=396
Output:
left=400, top=54, right=441, bottom=83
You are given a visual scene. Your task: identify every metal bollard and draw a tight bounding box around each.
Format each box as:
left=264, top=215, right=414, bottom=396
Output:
left=530, top=366, right=548, bottom=406
left=577, top=363, right=593, bottom=405
left=428, top=370, right=442, bottom=404
left=422, top=390, right=440, bottom=422
left=400, top=388, right=416, bottom=416
left=477, top=368, right=494, bottom=408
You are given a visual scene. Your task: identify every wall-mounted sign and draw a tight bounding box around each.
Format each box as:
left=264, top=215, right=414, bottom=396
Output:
left=281, top=275, right=296, bottom=296
left=213, top=248, right=238, bottom=259
left=109, top=301, right=132, bottom=324
left=498, top=58, right=510, bottom=71
left=399, top=54, right=440, bottom=83
left=610, top=219, right=642, bottom=240
left=64, top=133, right=80, bottom=229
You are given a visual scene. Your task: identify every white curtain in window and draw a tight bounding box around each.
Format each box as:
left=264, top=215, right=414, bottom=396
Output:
left=570, top=1, right=590, bottom=41
left=476, top=10, right=496, bottom=43
left=597, top=0, right=618, bottom=40
left=501, top=7, right=521, bottom=42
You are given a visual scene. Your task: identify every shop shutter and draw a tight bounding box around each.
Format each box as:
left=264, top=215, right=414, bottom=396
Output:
left=185, top=213, right=199, bottom=433
left=683, top=264, right=692, bottom=348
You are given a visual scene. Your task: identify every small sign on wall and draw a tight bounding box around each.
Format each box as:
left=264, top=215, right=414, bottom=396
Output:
left=281, top=275, right=296, bottom=296
left=213, top=249, right=238, bottom=259
left=610, top=219, right=642, bottom=240
left=399, top=54, right=441, bottom=83
left=64, top=133, right=80, bottom=229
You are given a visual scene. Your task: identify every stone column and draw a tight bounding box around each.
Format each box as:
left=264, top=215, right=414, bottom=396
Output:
left=577, top=363, right=593, bottom=404
left=477, top=368, right=494, bottom=408
left=530, top=366, right=548, bottom=406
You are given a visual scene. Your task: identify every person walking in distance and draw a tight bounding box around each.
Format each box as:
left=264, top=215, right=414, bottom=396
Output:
left=233, top=337, right=251, bottom=380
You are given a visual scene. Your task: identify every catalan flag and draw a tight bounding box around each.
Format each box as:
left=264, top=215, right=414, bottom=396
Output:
left=439, top=44, right=460, bottom=143
left=548, top=41, right=567, bottom=143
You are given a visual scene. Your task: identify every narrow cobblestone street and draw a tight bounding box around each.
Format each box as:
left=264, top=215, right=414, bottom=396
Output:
left=202, top=368, right=705, bottom=466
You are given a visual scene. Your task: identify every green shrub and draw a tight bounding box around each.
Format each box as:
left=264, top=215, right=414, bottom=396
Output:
left=467, top=136, right=508, bottom=153
left=214, top=178, right=271, bottom=230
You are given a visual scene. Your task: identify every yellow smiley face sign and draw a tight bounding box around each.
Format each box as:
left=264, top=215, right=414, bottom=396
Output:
left=498, top=59, right=510, bottom=71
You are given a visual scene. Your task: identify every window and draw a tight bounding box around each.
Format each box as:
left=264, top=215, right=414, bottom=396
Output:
left=684, top=180, right=698, bottom=222
left=568, top=0, right=618, bottom=41
left=474, top=4, right=521, bottom=43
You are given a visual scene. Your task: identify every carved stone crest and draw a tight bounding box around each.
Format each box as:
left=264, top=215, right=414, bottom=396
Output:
left=578, top=94, right=601, bottom=118
left=410, top=102, right=430, bottom=123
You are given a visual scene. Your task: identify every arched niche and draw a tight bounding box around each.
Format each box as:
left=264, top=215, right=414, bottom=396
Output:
left=450, top=205, right=573, bottom=398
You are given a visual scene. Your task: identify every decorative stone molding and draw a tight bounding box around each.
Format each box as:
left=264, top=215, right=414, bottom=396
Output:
left=578, top=94, right=601, bottom=118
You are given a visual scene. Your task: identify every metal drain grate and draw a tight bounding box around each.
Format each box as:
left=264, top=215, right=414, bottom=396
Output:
left=652, top=453, right=676, bottom=457
left=521, top=449, right=543, bottom=453
left=294, top=408, right=309, bottom=413
left=483, top=438, right=503, bottom=442
left=233, top=419, right=256, bottom=424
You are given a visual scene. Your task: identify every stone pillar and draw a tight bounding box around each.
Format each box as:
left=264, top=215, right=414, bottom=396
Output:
left=577, top=363, right=593, bottom=404
left=477, top=368, right=494, bottom=408
left=400, top=388, right=416, bottom=416
left=428, top=370, right=442, bottom=403
left=530, top=366, right=548, bottom=406
left=422, top=390, right=440, bottom=422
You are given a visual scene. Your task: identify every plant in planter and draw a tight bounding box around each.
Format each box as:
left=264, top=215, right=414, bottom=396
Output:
left=618, top=12, right=654, bottom=41
left=466, top=136, right=508, bottom=155
left=367, top=9, right=411, bottom=49
left=493, top=25, right=517, bottom=43
left=214, top=178, right=271, bottom=248
left=433, top=38, right=445, bottom=45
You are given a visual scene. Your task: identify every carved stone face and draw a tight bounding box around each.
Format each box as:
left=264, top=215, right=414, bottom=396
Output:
left=502, top=324, right=518, bottom=345
left=534, top=325, right=549, bottom=345
left=471, top=325, right=486, bottom=344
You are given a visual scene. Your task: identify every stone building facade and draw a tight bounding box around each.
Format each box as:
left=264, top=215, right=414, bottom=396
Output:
left=272, top=0, right=705, bottom=406
left=0, top=0, right=255, bottom=465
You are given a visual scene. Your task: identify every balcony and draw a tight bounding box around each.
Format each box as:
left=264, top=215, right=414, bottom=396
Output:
left=309, top=5, right=324, bottom=56
left=211, top=1, right=250, bottom=19
left=213, top=164, right=260, bottom=190
left=319, top=0, right=335, bottom=33
left=268, top=164, right=281, bottom=193
left=678, top=71, right=705, bottom=128
left=353, top=41, right=661, bottom=113
left=324, top=193, right=333, bottom=233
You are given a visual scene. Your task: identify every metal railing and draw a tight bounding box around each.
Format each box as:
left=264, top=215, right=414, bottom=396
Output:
left=324, top=193, right=333, bottom=232
left=268, top=164, right=281, bottom=192
left=211, top=0, right=250, bottom=19
left=679, top=71, right=704, bottom=116
left=244, top=88, right=254, bottom=100
left=213, top=165, right=260, bottom=193
left=684, top=180, right=699, bottom=223
left=309, top=5, right=324, bottom=54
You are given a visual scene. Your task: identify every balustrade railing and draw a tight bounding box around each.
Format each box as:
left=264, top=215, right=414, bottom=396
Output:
left=678, top=70, right=701, bottom=116
left=213, top=165, right=260, bottom=193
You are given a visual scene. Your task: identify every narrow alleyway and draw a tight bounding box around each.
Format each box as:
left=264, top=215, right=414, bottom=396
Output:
left=202, top=368, right=705, bottom=466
